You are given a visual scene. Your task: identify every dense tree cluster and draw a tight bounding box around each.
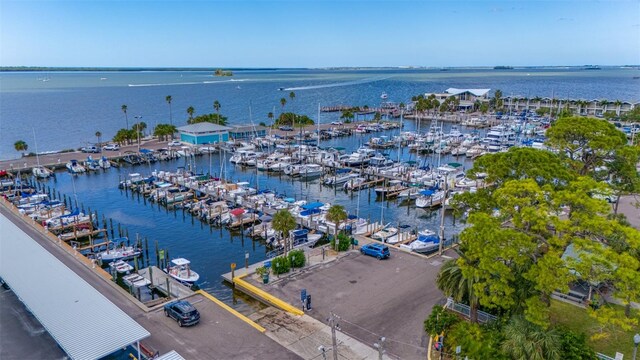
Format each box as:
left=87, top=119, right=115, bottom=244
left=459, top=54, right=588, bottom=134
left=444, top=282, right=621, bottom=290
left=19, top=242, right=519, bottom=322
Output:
left=433, top=116, right=640, bottom=358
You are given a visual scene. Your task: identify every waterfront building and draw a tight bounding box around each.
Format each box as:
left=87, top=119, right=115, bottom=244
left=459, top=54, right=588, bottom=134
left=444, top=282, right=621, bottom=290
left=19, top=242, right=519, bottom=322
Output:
left=177, top=123, right=231, bottom=145
left=229, top=125, right=268, bottom=140
left=502, top=97, right=637, bottom=116
left=424, top=88, right=491, bottom=110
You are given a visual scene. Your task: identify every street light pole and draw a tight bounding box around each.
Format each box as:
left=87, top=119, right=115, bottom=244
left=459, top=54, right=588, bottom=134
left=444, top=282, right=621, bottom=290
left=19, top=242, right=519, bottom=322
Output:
left=134, top=116, right=142, bottom=152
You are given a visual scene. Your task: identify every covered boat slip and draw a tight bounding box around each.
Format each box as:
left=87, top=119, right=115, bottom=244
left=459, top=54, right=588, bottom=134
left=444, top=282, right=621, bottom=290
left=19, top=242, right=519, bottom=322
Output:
left=0, top=214, right=150, bottom=360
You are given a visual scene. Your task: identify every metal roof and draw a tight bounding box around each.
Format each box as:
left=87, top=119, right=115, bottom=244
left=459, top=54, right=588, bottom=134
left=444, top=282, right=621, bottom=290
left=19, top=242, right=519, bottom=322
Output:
left=177, top=122, right=232, bottom=133
left=0, top=214, right=150, bottom=360
left=445, top=88, right=491, bottom=97
left=156, top=350, right=186, bottom=360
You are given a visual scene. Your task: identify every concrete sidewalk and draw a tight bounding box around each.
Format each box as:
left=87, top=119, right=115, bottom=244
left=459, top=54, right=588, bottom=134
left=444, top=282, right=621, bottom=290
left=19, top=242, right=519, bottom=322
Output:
left=250, top=307, right=393, bottom=360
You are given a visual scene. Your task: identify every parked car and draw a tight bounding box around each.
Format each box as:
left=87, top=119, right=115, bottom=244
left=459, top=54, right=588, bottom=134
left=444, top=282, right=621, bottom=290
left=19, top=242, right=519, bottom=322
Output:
left=278, top=126, right=294, bottom=131
left=331, top=121, right=343, bottom=125
left=81, top=145, right=100, bottom=153
left=168, top=140, right=182, bottom=147
left=360, top=243, right=390, bottom=260
left=103, top=143, right=120, bottom=151
left=164, top=300, right=200, bottom=327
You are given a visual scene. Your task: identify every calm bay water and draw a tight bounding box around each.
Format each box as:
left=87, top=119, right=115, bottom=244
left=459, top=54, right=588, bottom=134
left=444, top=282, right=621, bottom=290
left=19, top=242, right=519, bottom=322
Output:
left=2, top=67, right=639, bottom=160
left=38, top=124, right=470, bottom=309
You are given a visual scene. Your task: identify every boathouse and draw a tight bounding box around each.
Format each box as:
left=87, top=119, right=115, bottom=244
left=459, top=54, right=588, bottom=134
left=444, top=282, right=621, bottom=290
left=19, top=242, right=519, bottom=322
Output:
left=229, top=125, right=268, bottom=140
left=177, top=123, right=231, bottom=145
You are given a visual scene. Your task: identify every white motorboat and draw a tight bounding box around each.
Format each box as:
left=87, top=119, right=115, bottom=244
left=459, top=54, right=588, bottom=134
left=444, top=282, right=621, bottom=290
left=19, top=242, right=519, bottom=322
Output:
left=98, top=156, right=111, bottom=169
left=371, top=225, right=398, bottom=241
left=324, top=172, right=358, bottom=186
left=416, top=190, right=446, bottom=208
left=32, top=166, right=52, bottom=179
left=343, top=177, right=368, bottom=191
left=122, top=274, right=151, bottom=288
left=66, top=159, right=86, bottom=173
left=97, top=243, right=141, bottom=262
left=165, top=258, right=200, bottom=283
left=400, top=229, right=440, bottom=254
left=298, top=164, right=323, bottom=179
left=109, top=260, right=134, bottom=274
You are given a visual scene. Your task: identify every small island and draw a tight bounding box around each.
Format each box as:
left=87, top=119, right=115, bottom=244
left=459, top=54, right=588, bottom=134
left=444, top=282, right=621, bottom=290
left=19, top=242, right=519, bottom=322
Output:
left=214, top=69, right=233, bottom=76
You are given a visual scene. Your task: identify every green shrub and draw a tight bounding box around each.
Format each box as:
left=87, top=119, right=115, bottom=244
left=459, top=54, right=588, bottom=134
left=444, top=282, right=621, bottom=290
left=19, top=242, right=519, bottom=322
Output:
left=557, top=327, right=595, bottom=360
left=288, top=250, right=306, bottom=268
left=424, top=305, right=459, bottom=336
left=271, top=256, right=290, bottom=275
left=330, top=233, right=351, bottom=252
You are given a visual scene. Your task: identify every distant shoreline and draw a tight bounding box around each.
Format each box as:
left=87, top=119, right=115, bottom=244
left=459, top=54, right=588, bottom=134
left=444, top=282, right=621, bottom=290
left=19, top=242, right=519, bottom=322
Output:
left=1, top=65, right=638, bottom=72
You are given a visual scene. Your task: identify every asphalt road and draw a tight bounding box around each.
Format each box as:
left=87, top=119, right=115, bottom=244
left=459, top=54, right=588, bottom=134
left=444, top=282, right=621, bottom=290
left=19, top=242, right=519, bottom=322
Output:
left=0, top=287, right=67, bottom=360
left=252, top=248, right=455, bottom=360
left=0, top=204, right=299, bottom=360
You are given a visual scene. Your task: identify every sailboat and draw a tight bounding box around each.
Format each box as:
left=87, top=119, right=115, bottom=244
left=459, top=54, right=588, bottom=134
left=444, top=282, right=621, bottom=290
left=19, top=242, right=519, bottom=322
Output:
left=32, top=129, right=53, bottom=179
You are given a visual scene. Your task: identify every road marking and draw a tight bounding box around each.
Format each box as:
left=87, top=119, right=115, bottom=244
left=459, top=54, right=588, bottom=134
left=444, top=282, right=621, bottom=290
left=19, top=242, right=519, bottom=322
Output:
left=195, top=290, right=266, bottom=333
left=233, top=274, right=304, bottom=316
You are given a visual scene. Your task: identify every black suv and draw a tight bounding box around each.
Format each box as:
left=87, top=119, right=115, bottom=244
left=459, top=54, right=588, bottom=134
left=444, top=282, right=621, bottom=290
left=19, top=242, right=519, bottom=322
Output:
left=164, top=300, right=200, bottom=327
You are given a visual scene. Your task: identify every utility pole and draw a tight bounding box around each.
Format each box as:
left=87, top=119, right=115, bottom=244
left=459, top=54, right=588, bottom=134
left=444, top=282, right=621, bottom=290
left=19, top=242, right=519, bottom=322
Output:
left=374, top=336, right=386, bottom=360
left=329, top=313, right=338, bottom=360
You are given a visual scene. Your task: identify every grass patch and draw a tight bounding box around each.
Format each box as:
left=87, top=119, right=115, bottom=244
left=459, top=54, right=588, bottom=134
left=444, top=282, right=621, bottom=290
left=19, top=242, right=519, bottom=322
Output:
left=550, top=300, right=637, bottom=357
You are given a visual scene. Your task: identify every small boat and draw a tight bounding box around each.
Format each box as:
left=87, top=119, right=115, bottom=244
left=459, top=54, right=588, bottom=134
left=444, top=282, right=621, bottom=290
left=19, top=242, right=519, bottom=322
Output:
left=416, top=190, right=445, bottom=208
left=109, top=260, right=134, bottom=274
left=380, top=92, right=388, bottom=99
left=400, top=229, right=440, bottom=254
left=371, top=225, right=398, bottom=241
left=66, top=159, right=86, bottom=174
left=298, top=164, right=323, bottom=180
left=122, top=274, right=151, bottom=288
left=98, top=156, right=111, bottom=169
left=97, top=242, right=141, bottom=262
left=32, top=166, right=52, bottom=179
left=165, top=258, right=200, bottom=283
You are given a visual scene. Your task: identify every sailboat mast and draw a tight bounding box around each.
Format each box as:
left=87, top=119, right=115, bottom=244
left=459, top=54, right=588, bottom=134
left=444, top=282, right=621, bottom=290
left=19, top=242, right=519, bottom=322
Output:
left=317, top=103, right=321, bottom=148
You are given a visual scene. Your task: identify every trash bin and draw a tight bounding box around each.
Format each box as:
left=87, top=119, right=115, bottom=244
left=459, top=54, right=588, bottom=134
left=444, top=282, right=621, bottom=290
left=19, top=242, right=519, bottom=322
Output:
left=262, top=273, right=269, bottom=284
left=306, top=295, right=312, bottom=310
left=351, top=238, right=358, bottom=246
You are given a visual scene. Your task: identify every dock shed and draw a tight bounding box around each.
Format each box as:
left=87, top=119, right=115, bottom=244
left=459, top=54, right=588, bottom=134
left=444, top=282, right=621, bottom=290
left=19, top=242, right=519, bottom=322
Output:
left=177, top=123, right=231, bottom=145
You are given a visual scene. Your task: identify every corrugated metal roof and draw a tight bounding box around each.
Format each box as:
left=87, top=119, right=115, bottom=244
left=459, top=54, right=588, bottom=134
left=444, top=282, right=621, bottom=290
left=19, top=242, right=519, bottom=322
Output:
left=156, top=350, right=186, bottom=360
left=177, top=122, right=231, bottom=133
left=0, top=215, right=150, bottom=360
left=445, top=88, right=491, bottom=97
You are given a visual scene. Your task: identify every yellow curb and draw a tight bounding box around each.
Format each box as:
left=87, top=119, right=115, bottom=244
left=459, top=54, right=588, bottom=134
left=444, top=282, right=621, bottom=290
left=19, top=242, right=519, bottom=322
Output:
left=233, top=274, right=304, bottom=316
left=195, top=290, right=266, bottom=333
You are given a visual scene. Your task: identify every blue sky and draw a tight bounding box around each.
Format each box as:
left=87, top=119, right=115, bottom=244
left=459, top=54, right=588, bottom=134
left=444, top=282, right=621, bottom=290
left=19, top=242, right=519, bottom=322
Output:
left=1, top=1, right=639, bottom=67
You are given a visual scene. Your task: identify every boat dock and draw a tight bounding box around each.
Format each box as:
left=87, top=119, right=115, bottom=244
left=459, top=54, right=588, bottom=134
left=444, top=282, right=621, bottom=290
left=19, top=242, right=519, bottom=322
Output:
left=138, top=266, right=195, bottom=299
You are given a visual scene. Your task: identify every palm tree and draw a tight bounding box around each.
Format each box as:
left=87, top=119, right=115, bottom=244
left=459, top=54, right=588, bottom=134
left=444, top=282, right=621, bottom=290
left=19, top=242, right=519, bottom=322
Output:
left=280, top=97, right=287, bottom=113
left=95, top=131, right=102, bottom=151
left=326, top=205, right=347, bottom=251
left=267, top=112, right=274, bottom=125
left=213, top=100, right=221, bottom=125
left=121, top=104, right=129, bottom=128
left=272, top=209, right=296, bottom=256
left=14, top=140, right=28, bottom=157
left=501, top=316, right=561, bottom=360
left=436, top=259, right=480, bottom=322
left=165, top=95, right=173, bottom=125
left=614, top=100, right=623, bottom=116
left=187, top=106, right=195, bottom=121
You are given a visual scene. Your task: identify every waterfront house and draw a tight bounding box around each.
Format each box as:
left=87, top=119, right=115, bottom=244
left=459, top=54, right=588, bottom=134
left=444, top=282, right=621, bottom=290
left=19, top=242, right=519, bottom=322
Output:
left=229, top=125, right=268, bottom=140
left=502, top=97, right=637, bottom=117
left=177, top=123, right=231, bottom=145
left=424, top=88, right=491, bottom=110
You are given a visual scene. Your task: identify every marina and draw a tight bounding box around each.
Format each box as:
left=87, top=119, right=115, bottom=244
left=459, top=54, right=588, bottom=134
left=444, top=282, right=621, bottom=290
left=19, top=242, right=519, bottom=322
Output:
left=2, top=67, right=639, bottom=360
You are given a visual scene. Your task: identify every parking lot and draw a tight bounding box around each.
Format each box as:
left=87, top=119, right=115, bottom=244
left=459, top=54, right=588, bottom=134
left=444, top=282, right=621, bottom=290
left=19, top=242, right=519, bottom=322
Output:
left=249, top=248, right=456, bottom=360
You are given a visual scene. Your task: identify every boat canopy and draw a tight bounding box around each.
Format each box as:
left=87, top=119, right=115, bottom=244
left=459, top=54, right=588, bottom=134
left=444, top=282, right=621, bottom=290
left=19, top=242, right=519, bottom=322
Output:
left=230, top=208, right=245, bottom=216
left=420, top=190, right=435, bottom=196
left=447, top=162, right=463, bottom=168
left=139, top=149, right=153, bottom=154
left=171, top=258, right=191, bottom=266
left=302, top=202, right=324, bottom=210
left=335, top=168, right=351, bottom=174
